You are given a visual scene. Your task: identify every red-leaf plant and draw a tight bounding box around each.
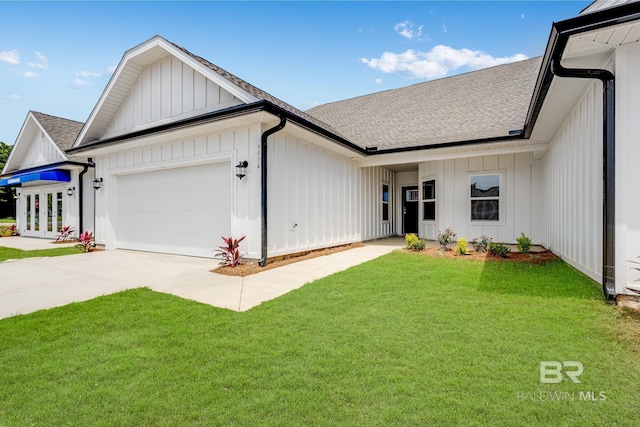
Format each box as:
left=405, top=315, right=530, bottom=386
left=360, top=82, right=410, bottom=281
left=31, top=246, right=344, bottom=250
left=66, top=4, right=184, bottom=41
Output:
left=78, top=230, right=95, bottom=252
left=56, top=225, right=76, bottom=242
left=214, top=235, right=246, bottom=267
left=9, top=224, right=19, bottom=236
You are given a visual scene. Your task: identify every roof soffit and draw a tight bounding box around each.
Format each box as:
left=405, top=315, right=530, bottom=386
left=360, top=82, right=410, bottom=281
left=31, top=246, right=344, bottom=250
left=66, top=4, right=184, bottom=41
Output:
left=74, top=36, right=260, bottom=147
left=528, top=5, right=640, bottom=142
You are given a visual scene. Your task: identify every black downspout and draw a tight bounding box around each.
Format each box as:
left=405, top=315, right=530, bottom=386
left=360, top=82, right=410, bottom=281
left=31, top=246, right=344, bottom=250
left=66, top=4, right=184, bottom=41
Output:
left=259, top=116, right=287, bottom=267
left=77, top=161, right=92, bottom=233
left=550, top=39, right=616, bottom=303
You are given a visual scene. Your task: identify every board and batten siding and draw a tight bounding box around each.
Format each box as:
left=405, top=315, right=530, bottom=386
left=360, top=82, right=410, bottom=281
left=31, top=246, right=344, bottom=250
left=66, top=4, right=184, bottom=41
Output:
left=103, top=56, right=241, bottom=140
left=542, top=81, right=602, bottom=282
left=20, top=131, right=63, bottom=170
left=266, top=132, right=396, bottom=257
left=93, top=124, right=261, bottom=255
left=93, top=121, right=396, bottom=259
left=615, top=44, right=640, bottom=294
left=418, top=152, right=542, bottom=244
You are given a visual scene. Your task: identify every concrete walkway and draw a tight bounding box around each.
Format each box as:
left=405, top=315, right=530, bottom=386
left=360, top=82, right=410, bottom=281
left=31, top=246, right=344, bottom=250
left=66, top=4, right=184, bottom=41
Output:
left=0, top=237, right=404, bottom=319
left=0, top=236, right=79, bottom=250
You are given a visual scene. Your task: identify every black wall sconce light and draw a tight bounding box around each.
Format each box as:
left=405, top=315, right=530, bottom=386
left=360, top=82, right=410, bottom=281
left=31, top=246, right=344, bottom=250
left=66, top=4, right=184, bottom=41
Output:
left=235, top=161, right=248, bottom=179
left=93, top=178, right=103, bottom=190
left=66, top=187, right=76, bottom=196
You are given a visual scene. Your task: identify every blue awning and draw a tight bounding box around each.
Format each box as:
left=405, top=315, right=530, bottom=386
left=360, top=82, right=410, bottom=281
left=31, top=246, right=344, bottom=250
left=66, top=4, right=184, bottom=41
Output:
left=0, top=169, right=71, bottom=187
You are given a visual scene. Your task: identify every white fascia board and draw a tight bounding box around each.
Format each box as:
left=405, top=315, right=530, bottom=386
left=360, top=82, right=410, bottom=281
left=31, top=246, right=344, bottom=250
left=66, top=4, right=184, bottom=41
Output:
left=2, top=112, right=34, bottom=174
left=357, top=141, right=550, bottom=168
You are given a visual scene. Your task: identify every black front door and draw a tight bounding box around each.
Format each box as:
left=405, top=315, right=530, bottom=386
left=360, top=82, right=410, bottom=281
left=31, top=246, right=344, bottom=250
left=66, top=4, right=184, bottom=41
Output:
left=402, top=186, right=419, bottom=234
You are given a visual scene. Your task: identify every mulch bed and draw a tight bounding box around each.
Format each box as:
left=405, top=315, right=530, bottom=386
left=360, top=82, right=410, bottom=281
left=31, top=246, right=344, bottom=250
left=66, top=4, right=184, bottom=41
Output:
left=214, top=241, right=558, bottom=277
left=213, top=242, right=364, bottom=277
left=413, top=246, right=559, bottom=264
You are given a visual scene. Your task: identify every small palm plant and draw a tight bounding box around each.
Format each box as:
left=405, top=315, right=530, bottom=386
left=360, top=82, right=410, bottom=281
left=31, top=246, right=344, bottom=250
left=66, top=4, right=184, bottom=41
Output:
left=56, top=225, right=75, bottom=242
left=214, top=235, right=246, bottom=267
left=77, top=230, right=95, bottom=252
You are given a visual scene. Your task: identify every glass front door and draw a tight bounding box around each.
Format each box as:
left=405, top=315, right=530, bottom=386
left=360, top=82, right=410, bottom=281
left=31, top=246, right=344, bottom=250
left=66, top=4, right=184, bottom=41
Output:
left=43, top=191, right=63, bottom=238
left=22, top=188, right=66, bottom=238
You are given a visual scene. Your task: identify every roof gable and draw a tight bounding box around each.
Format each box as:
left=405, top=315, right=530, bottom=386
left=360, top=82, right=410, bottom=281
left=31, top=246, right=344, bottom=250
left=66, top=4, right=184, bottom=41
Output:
left=101, top=54, right=243, bottom=141
left=2, top=111, right=83, bottom=174
left=74, top=36, right=263, bottom=147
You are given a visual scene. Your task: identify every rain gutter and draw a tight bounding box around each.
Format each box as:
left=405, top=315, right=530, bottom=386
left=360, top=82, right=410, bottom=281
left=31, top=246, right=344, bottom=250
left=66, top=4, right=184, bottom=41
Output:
left=525, top=3, right=640, bottom=303
left=258, top=116, right=287, bottom=267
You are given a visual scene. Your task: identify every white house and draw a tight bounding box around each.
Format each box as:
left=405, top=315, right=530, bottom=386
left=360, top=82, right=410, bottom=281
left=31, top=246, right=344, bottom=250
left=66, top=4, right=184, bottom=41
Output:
left=2, top=0, right=639, bottom=307
left=0, top=111, right=94, bottom=238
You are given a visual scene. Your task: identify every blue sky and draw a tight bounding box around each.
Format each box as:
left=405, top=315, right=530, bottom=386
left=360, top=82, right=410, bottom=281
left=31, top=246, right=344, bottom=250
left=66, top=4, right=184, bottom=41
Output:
left=0, top=1, right=591, bottom=146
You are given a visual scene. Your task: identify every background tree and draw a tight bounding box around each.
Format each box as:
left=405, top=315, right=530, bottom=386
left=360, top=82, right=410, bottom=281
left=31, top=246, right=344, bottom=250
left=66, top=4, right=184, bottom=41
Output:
left=0, top=142, right=15, bottom=219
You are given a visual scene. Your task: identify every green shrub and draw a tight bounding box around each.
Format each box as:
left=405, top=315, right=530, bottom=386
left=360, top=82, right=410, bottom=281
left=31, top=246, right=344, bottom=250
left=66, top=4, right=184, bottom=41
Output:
left=455, top=238, right=468, bottom=255
left=405, top=233, right=418, bottom=247
left=488, top=241, right=511, bottom=258
left=516, top=232, right=532, bottom=254
left=437, top=228, right=456, bottom=249
left=405, top=233, right=425, bottom=251
left=470, top=235, right=491, bottom=253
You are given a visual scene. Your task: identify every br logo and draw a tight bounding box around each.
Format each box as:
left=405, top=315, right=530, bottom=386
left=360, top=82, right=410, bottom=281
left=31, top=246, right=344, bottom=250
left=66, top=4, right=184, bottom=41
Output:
left=539, top=361, right=583, bottom=384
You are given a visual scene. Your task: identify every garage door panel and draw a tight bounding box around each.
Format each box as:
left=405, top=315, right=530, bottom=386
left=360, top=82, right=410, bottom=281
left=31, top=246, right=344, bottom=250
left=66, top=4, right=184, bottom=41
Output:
left=118, top=210, right=228, bottom=233
left=117, top=188, right=230, bottom=213
left=118, top=165, right=230, bottom=192
left=116, top=162, right=230, bottom=257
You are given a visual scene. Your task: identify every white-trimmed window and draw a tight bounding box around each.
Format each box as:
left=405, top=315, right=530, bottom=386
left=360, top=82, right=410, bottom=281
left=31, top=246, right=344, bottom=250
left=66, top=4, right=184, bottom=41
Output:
left=470, top=174, right=500, bottom=221
left=382, top=183, right=390, bottom=221
left=422, top=179, right=436, bottom=221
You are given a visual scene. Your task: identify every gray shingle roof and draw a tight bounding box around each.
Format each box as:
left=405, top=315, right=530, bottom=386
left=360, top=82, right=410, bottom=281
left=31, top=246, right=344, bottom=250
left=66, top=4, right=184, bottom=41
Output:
left=31, top=111, right=84, bottom=152
left=30, top=111, right=87, bottom=162
left=307, top=57, right=543, bottom=151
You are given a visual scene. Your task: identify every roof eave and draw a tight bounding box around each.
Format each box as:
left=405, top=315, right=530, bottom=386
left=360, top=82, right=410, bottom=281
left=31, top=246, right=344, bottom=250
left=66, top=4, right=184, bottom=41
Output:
left=365, top=134, right=525, bottom=156
left=524, top=2, right=640, bottom=139
left=67, top=100, right=368, bottom=156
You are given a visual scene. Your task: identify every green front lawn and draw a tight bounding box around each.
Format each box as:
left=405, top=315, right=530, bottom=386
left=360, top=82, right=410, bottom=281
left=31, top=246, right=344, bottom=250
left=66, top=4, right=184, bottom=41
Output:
left=0, top=245, right=83, bottom=262
left=0, top=217, right=16, bottom=223
left=0, top=252, right=638, bottom=426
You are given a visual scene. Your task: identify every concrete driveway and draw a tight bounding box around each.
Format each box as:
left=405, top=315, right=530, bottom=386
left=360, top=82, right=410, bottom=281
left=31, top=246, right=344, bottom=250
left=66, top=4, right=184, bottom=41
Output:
left=0, top=251, right=229, bottom=319
left=0, top=238, right=405, bottom=319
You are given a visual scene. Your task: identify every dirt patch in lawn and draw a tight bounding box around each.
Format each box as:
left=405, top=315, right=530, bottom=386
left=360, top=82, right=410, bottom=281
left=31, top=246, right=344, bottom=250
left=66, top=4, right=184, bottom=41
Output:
left=213, top=242, right=365, bottom=277
left=411, top=246, right=559, bottom=264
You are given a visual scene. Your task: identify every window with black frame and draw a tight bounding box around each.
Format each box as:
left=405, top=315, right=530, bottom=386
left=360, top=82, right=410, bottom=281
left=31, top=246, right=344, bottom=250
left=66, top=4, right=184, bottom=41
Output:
left=422, top=179, right=435, bottom=221
left=470, top=174, right=500, bottom=221
left=382, top=184, right=389, bottom=221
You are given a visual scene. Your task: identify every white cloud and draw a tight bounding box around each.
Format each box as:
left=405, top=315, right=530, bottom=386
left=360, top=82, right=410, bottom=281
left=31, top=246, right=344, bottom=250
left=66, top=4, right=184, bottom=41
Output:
left=521, top=14, right=525, bottom=19
left=5, top=94, right=21, bottom=100
left=394, top=21, right=423, bottom=40
left=75, top=70, right=102, bottom=77
left=442, top=24, right=448, bottom=34
left=27, top=52, right=48, bottom=70
left=72, top=78, right=93, bottom=88
left=75, top=66, right=116, bottom=78
left=0, top=49, right=20, bottom=65
left=361, top=45, right=528, bottom=79
left=23, top=71, right=39, bottom=78
left=374, top=78, right=383, bottom=84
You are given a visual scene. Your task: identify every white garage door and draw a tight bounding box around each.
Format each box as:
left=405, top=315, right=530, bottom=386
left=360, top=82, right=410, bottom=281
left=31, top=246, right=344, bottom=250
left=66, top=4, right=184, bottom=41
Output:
left=116, top=162, right=231, bottom=257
